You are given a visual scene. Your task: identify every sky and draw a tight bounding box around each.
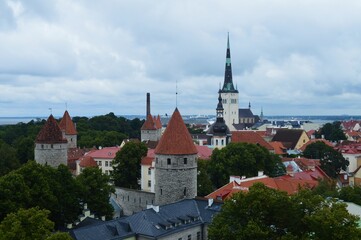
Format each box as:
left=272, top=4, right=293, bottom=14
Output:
left=1, top=0, right=361, bottom=117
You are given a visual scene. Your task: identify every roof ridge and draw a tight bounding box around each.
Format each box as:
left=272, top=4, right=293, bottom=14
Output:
left=36, top=115, right=67, bottom=144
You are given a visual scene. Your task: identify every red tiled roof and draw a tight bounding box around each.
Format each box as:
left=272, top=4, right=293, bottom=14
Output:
left=141, top=114, right=157, bottom=130
left=59, top=110, right=77, bottom=135
left=155, top=108, right=197, bottom=155
left=307, top=130, right=316, bottom=138
left=36, top=115, right=67, bottom=144
left=86, top=146, right=121, bottom=159
left=155, top=115, right=162, bottom=129
left=196, top=146, right=213, bottom=160
left=141, top=149, right=155, bottom=165
left=346, top=131, right=361, bottom=137
left=79, top=155, right=97, bottom=167
left=269, top=141, right=286, bottom=155
left=231, top=131, right=274, bottom=151
left=299, top=139, right=333, bottom=152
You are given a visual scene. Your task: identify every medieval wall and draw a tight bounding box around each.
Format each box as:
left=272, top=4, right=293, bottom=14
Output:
left=114, top=187, right=155, bottom=216
left=34, top=143, right=68, bottom=167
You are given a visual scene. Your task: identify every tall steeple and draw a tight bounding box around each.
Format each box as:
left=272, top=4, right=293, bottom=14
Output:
left=220, top=33, right=238, bottom=93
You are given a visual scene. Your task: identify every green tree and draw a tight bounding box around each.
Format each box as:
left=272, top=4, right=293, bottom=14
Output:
left=77, top=167, right=115, bottom=219
left=303, top=141, right=348, bottom=178
left=0, top=141, right=20, bottom=176
left=0, top=207, right=54, bottom=240
left=338, top=185, right=361, bottom=205
left=45, top=232, right=73, bottom=240
left=208, top=143, right=285, bottom=188
left=197, top=159, right=213, bottom=196
left=112, top=141, right=147, bottom=189
left=14, top=136, right=34, bottom=164
left=316, top=121, right=346, bottom=142
left=208, top=183, right=361, bottom=240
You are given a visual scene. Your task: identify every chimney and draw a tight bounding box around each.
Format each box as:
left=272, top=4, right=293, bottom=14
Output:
left=146, top=93, right=150, bottom=116
left=258, top=171, right=264, bottom=177
left=230, top=175, right=241, bottom=184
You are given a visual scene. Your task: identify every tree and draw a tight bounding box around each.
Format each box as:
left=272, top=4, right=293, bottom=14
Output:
left=197, top=159, right=213, bottom=196
left=316, top=121, right=346, bottom=142
left=208, top=143, right=285, bottom=188
left=0, top=141, right=20, bottom=176
left=0, top=207, right=54, bottom=240
left=77, top=167, right=115, bottom=219
left=208, top=183, right=361, bottom=240
left=45, top=233, right=73, bottom=240
left=14, top=136, right=34, bottom=164
left=112, top=141, right=148, bottom=189
left=303, top=141, right=348, bottom=178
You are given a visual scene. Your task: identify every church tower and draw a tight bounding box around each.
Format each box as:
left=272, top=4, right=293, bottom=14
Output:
left=141, top=93, right=162, bottom=142
left=59, top=110, right=77, bottom=149
left=219, top=34, right=239, bottom=130
left=206, top=92, right=231, bottom=149
left=154, top=108, right=198, bottom=206
left=34, top=115, right=68, bottom=167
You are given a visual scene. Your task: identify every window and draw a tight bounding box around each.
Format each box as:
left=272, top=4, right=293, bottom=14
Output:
left=41, top=144, right=44, bottom=149
left=184, top=158, right=187, bottom=164
left=160, top=189, right=163, bottom=195
left=184, top=187, right=187, bottom=196
left=216, top=139, right=218, bottom=145
left=105, top=161, right=109, bottom=167
left=70, top=138, right=73, bottom=142
left=167, top=158, right=171, bottom=165
left=148, top=168, right=151, bottom=175
left=188, top=234, right=191, bottom=240
left=51, top=144, right=53, bottom=148
left=221, top=139, right=224, bottom=145
left=148, top=180, right=151, bottom=187
left=156, top=158, right=158, bottom=164
left=197, top=232, right=201, bottom=240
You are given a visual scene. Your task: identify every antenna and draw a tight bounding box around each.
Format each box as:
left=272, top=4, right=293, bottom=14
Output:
left=176, top=79, right=178, bottom=108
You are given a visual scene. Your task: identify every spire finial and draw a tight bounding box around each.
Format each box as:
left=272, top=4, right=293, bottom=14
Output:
left=176, top=79, right=178, bottom=108
left=227, top=32, right=230, bottom=49
left=48, top=108, right=52, bottom=115
left=249, top=102, right=251, bottom=109
left=65, top=102, right=68, bottom=111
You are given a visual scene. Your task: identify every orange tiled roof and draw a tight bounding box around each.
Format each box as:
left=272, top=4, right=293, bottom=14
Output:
left=141, top=149, right=155, bottom=165
left=155, top=115, right=162, bottom=129
left=269, top=141, right=287, bottom=155
left=59, top=110, right=77, bottom=135
left=141, top=114, right=157, bottom=130
left=299, top=139, right=333, bottom=152
left=231, top=131, right=274, bottom=151
left=86, top=146, right=121, bottom=159
left=36, top=115, right=67, bottom=144
left=196, top=145, right=213, bottom=160
left=79, top=155, right=97, bottom=167
left=155, top=108, right=197, bottom=155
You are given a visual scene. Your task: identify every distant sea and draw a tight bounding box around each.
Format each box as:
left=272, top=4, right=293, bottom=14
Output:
left=1, top=115, right=361, bottom=126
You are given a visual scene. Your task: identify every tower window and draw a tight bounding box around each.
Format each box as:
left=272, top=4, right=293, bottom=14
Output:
left=148, top=168, right=151, bottom=175
left=167, top=158, right=171, bottom=165
left=51, top=144, right=53, bottom=148
left=161, top=189, right=163, bottom=195
left=148, top=180, right=151, bottom=187
left=184, top=158, right=187, bottom=164
left=184, top=187, right=187, bottom=196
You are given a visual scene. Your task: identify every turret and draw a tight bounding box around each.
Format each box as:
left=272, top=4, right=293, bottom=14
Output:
left=59, top=110, right=77, bottom=148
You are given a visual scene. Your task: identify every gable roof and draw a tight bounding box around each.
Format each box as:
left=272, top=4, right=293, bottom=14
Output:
left=272, top=129, right=306, bottom=149
left=86, top=146, right=120, bottom=159
left=239, top=108, right=254, bottom=118
left=35, top=115, right=67, bottom=144
left=79, top=155, right=97, bottom=168
left=231, top=131, right=274, bottom=151
left=155, top=108, right=197, bottom=155
left=154, top=115, right=162, bottom=129
left=59, top=110, right=77, bottom=135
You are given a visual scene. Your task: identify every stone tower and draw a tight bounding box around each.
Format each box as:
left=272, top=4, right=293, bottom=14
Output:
left=59, top=110, right=77, bottom=148
left=219, top=33, right=239, bottom=130
left=206, top=92, right=232, bottom=149
left=141, top=93, right=162, bottom=142
left=154, top=108, right=198, bottom=206
left=34, top=114, right=68, bottom=167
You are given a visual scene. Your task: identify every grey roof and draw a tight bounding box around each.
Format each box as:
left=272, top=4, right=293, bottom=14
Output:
left=233, top=123, right=254, bottom=130
left=239, top=108, right=255, bottom=118
left=206, top=121, right=231, bottom=136
left=70, top=199, right=222, bottom=240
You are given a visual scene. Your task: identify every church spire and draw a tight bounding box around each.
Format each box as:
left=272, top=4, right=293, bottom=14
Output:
left=220, top=33, right=238, bottom=93
left=216, top=92, right=224, bottom=120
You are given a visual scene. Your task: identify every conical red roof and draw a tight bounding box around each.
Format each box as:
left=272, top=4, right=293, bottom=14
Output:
left=141, top=114, right=157, bottom=130
left=155, top=108, right=197, bottom=155
left=155, top=115, right=162, bottom=129
left=36, top=115, right=67, bottom=144
left=59, top=110, right=77, bottom=135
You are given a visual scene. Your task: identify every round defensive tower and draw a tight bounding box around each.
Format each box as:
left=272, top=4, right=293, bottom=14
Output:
left=154, top=108, right=198, bottom=206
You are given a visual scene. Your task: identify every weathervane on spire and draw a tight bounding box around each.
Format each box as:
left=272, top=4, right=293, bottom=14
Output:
left=48, top=108, right=52, bottom=115
left=176, top=79, right=178, bottom=108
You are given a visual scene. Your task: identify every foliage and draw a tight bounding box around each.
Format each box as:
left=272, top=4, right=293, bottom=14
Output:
left=77, top=167, right=115, bottom=219
left=0, top=141, right=20, bottom=176
left=338, top=185, right=361, bottom=205
left=208, top=183, right=361, bottom=240
left=316, top=121, right=346, bottom=142
left=197, top=159, right=213, bottom=196
left=208, top=143, right=285, bottom=188
left=45, top=232, right=73, bottom=240
left=0, top=207, right=54, bottom=240
left=312, top=179, right=338, bottom=198
left=112, top=141, right=148, bottom=189
left=303, top=141, right=348, bottom=178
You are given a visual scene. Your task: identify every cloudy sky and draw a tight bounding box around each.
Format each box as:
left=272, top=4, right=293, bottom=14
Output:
left=1, top=0, right=361, bottom=117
